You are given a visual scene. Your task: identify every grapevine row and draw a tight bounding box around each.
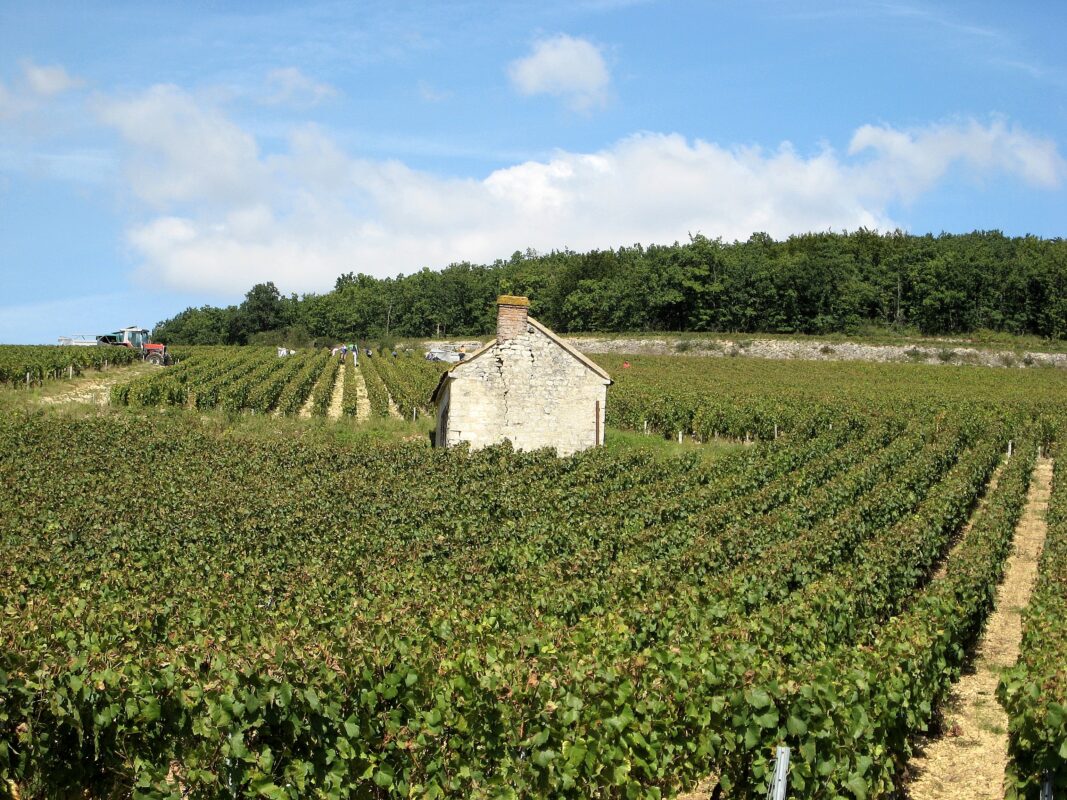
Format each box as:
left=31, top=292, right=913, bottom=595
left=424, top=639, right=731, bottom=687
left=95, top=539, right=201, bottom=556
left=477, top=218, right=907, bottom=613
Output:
left=0, top=344, right=140, bottom=386
left=358, top=356, right=391, bottom=417
left=999, top=442, right=1066, bottom=798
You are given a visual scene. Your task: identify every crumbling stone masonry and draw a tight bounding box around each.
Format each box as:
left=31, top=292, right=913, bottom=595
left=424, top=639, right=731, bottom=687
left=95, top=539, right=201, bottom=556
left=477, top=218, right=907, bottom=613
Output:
left=431, top=296, right=612, bottom=456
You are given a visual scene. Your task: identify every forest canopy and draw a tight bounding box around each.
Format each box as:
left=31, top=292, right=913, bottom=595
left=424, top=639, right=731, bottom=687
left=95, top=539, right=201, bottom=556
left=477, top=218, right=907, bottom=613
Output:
left=152, top=229, right=1067, bottom=345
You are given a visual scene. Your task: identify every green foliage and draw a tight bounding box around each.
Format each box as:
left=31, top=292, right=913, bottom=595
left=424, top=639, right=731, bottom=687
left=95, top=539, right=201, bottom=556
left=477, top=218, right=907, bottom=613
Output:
left=599, top=353, right=1067, bottom=442
left=243, top=350, right=319, bottom=414
left=373, top=353, right=447, bottom=418
left=110, top=347, right=273, bottom=410
left=152, top=230, right=1067, bottom=344
left=277, top=350, right=331, bottom=415
left=999, top=448, right=1067, bottom=798
left=309, top=357, right=340, bottom=417
left=4, top=352, right=1067, bottom=798
left=154, top=282, right=301, bottom=346
left=359, top=355, right=391, bottom=418
left=0, top=345, right=140, bottom=386
left=109, top=347, right=447, bottom=425
left=247, top=324, right=315, bottom=349
left=340, top=357, right=360, bottom=417
left=110, top=348, right=329, bottom=415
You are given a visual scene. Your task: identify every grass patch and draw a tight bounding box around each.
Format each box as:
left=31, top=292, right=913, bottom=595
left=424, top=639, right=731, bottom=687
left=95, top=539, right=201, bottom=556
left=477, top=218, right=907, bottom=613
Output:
left=332, top=415, right=435, bottom=447
left=0, top=364, right=154, bottom=412
left=604, top=427, right=743, bottom=464
left=187, top=405, right=436, bottom=448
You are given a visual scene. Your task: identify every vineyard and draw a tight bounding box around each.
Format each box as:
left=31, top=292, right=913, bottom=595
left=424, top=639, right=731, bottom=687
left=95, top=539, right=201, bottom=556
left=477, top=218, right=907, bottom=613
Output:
left=1000, top=446, right=1067, bottom=798
left=108, top=346, right=446, bottom=420
left=0, top=344, right=141, bottom=387
left=1, top=350, right=1066, bottom=798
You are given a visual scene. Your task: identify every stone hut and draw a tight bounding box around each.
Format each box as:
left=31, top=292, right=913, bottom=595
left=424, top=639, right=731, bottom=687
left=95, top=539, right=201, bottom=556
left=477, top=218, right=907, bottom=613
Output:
left=430, top=296, right=612, bottom=455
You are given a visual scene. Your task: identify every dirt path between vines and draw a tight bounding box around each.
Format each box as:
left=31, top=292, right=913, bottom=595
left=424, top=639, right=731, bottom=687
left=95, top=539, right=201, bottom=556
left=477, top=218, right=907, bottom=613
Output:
left=676, top=776, right=718, bottom=800
left=38, top=363, right=156, bottom=406
left=386, top=392, right=402, bottom=420
left=327, top=365, right=345, bottom=420
left=297, top=378, right=319, bottom=418
left=352, top=368, right=371, bottom=422
left=906, top=456, right=1054, bottom=800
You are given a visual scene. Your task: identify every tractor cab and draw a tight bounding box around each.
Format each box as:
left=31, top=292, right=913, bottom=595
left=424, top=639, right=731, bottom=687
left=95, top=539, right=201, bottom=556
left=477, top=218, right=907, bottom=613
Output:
left=98, top=326, right=149, bottom=347
left=97, top=326, right=171, bottom=365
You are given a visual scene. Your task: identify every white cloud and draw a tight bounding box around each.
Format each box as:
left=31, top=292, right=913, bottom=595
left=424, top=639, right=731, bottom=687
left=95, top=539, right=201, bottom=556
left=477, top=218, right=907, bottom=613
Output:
left=849, top=117, right=1066, bottom=196
left=95, top=84, right=266, bottom=207
left=21, top=61, right=85, bottom=96
left=263, top=67, right=338, bottom=108
left=508, top=34, right=610, bottom=111
left=94, top=86, right=1066, bottom=296
left=0, top=61, right=85, bottom=120
left=417, top=80, right=451, bottom=103
left=0, top=62, right=106, bottom=186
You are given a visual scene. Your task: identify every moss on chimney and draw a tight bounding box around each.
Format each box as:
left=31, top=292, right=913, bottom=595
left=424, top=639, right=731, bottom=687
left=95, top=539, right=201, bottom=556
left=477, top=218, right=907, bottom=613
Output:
left=496, top=295, right=530, bottom=307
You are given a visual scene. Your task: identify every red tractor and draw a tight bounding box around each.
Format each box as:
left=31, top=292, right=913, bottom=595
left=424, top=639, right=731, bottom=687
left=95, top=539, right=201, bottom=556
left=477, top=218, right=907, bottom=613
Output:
left=96, top=326, right=172, bottom=365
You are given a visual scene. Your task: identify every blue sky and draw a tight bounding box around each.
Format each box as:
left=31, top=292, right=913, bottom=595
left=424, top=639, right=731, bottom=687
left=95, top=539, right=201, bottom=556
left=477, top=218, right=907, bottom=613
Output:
left=1, top=0, right=1065, bottom=343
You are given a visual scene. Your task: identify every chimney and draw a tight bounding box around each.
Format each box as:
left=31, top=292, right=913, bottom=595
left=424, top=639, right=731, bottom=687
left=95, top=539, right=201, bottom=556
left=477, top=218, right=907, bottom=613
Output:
left=496, top=295, right=530, bottom=342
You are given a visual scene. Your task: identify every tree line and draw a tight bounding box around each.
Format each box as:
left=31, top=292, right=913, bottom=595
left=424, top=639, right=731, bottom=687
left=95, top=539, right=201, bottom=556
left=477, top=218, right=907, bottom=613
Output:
left=152, top=229, right=1067, bottom=345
